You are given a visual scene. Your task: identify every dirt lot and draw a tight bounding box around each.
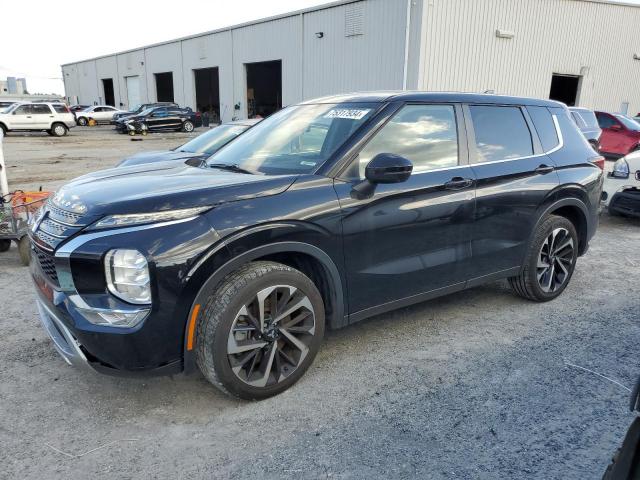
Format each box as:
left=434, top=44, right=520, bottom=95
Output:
left=0, top=128, right=639, bottom=479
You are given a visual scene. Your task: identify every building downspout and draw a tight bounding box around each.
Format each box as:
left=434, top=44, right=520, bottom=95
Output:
left=402, top=0, right=412, bottom=90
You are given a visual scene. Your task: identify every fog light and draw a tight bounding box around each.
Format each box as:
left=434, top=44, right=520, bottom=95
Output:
left=104, top=249, right=151, bottom=304
left=80, top=308, right=150, bottom=328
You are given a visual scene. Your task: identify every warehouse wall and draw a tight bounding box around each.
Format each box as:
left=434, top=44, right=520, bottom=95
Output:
left=61, top=0, right=412, bottom=120
left=417, top=0, right=640, bottom=114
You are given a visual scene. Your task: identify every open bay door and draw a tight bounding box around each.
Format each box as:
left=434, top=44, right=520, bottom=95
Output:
left=125, top=76, right=141, bottom=108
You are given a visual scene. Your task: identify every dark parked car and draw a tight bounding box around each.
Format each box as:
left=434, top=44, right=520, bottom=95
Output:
left=118, top=119, right=260, bottom=167
left=30, top=92, right=603, bottom=400
left=595, top=111, right=640, bottom=157
left=115, top=106, right=201, bottom=134
left=569, top=107, right=601, bottom=152
left=112, top=102, right=179, bottom=122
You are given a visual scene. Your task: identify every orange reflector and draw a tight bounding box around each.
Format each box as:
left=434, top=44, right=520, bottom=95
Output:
left=186, top=304, right=201, bottom=351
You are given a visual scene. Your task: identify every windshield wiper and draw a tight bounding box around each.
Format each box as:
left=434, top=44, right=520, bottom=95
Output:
left=209, top=163, right=254, bottom=175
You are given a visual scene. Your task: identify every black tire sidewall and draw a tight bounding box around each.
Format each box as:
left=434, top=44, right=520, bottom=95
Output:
left=0, top=239, right=10, bottom=252
left=77, top=117, right=87, bottom=126
left=200, top=265, right=325, bottom=400
left=526, top=216, right=578, bottom=301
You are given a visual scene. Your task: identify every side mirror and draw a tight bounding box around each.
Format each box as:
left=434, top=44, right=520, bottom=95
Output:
left=365, top=153, right=413, bottom=184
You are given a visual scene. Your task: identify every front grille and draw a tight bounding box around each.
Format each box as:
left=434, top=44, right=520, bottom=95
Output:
left=32, top=201, right=88, bottom=250
left=35, top=246, right=59, bottom=284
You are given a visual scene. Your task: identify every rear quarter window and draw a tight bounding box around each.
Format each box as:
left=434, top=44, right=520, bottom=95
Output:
left=469, top=105, right=533, bottom=162
left=527, top=106, right=559, bottom=152
left=52, top=104, right=68, bottom=113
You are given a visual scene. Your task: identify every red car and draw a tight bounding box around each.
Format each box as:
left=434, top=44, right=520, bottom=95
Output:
left=595, top=111, right=640, bottom=157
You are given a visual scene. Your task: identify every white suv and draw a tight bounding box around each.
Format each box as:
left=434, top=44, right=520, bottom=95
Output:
left=75, top=105, right=126, bottom=126
left=0, top=102, right=76, bottom=137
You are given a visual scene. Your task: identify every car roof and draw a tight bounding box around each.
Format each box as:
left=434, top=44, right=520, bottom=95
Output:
left=569, top=107, right=593, bottom=113
left=300, top=91, right=565, bottom=108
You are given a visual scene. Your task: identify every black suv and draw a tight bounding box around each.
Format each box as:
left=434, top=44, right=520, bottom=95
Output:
left=115, top=106, right=201, bottom=134
left=30, top=92, right=603, bottom=400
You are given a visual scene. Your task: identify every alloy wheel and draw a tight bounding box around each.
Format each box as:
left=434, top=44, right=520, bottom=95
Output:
left=54, top=125, right=66, bottom=136
left=536, top=227, right=575, bottom=293
left=227, top=285, right=316, bottom=388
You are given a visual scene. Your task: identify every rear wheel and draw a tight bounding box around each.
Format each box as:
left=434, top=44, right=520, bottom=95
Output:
left=51, top=123, right=67, bottom=137
left=182, top=120, right=194, bottom=133
left=196, top=261, right=325, bottom=400
left=0, top=123, right=7, bottom=136
left=509, top=215, right=578, bottom=302
left=0, top=239, right=10, bottom=252
left=77, top=117, right=88, bottom=126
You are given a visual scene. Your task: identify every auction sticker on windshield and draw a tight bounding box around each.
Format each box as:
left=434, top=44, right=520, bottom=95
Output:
left=324, top=109, right=371, bottom=120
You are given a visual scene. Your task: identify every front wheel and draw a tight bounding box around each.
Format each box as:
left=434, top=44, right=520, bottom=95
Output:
left=196, top=261, right=325, bottom=400
left=509, top=215, right=578, bottom=302
left=182, top=120, right=194, bottom=132
left=77, top=117, right=87, bottom=126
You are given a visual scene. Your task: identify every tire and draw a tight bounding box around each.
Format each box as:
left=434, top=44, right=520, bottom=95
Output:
left=182, top=120, right=194, bottom=133
left=46, top=129, right=53, bottom=136
left=508, top=215, right=578, bottom=302
left=77, top=117, right=88, bottom=126
left=128, top=130, right=136, bottom=136
left=51, top=123, right=67, bottom=137
left=0, top=239, right=10, bottom=252
left=17, top=236, right=30, bottom=266
left=196, top=261, right=325, bottom=400
left=0, top=123, right=6, bottom=136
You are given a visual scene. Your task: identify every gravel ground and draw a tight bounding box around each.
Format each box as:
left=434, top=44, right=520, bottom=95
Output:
left=0, top=129, right=639, bottom=479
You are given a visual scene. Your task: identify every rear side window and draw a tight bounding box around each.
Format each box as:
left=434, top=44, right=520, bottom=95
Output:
left=577, top=110, right=599, bottom=128
left=355, top=104, right=459, bottom=176
left=596, top=113, right=617, bottom=129
left=469, top=105, right=533, bottom=162
left=527, top=106, right=559, bottom=152
left=31, top=104, right=52, bottom=114
left=52, top=104, right=68, bottom=113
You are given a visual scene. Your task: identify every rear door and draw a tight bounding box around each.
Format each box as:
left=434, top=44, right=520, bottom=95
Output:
left=30, top=104, right=54, bottom=129
left=334, top=103, right=477, bottom=316
left=165, top=108, right=184, bottom=130
left=464, top=104, right=560, bottom=282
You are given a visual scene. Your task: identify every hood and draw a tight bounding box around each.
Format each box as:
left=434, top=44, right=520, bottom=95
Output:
left=118, top=150, right=205, bottom=167
left=53, top=162, right=297, bottom=217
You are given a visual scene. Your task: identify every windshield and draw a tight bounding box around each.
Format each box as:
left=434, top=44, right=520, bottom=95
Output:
left=614, top=114, right=640, bottom=131
left=179, top=124, right=250, bottom=154
left=130, top=104, right=142, bottom=112
left=207, top=103, right=378, bottom=175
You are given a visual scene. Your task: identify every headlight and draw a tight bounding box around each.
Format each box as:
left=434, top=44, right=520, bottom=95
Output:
left=89, top=206, right=210, bottom=230
left=104, top=249, right=151, bottom=304
left=611, top=158, right=630, bottom=179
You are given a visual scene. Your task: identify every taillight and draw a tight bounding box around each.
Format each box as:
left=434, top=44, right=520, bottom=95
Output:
left=590, top=155, right=605, bottom=170
left=195, top=111, right=201, bottom=118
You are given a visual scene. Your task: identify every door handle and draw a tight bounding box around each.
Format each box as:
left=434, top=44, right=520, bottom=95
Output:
left=535, top=164, right=555, bottom=174
left=444, top=177, right=474, bottom=190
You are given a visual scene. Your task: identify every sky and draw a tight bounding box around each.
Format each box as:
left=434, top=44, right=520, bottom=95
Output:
left=0, top=0, right=329, bottom=95
left=2, top=0, right=640, bottom=96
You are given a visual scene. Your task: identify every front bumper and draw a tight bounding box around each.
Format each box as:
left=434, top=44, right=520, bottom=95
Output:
left=609, top=189, right=640, bottom=218
left=36, top=298, right=90, bottom=370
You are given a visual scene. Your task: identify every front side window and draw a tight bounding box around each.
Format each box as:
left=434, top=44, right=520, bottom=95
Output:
left=208, top=103, right=378, bottom=175
left=13, top=105, right=31, bottom=115
left=352, top=104, right=459, bottom=178
left=470, top=105, right=533, bottom=162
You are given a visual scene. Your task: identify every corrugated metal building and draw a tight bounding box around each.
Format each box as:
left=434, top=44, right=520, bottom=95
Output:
left=61, top=0, right=640, bottom=122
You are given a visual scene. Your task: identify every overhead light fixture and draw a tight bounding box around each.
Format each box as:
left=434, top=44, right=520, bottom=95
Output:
left=495, top=29, right=515, bottom=39
left=315, top=32, right=324, bottom=39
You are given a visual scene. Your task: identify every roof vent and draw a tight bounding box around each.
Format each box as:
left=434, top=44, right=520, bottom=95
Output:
left=345, top=2, right=364, bottom=37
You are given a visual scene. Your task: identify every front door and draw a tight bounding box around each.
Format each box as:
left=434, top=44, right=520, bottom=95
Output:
left=335, top=103, right=476, bottom=316
left=465, top=104, right=560, bottom=280
left=9, top=104, right=33, bottom=129
left=146, top=107, right=169, bottom=130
